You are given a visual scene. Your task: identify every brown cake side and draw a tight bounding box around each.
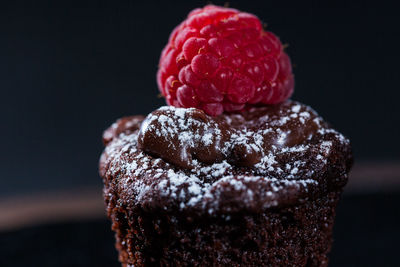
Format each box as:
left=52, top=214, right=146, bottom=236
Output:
left=99, top=101, right=352, bottom=267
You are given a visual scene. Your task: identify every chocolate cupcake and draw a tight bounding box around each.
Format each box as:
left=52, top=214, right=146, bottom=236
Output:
left=99, top=4, right=352, bottom=267
left=99, top=101, right=352, bottom=266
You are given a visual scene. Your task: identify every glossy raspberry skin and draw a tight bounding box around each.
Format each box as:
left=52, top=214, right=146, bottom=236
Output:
left=157, top=5, right=294, bottom=116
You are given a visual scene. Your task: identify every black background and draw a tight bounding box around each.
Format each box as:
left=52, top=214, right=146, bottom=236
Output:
left=1, top=0, right=399, bottom=196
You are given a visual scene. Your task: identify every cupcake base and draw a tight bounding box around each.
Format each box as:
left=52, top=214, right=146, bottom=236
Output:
left=106, top=190, right=342, bottom=267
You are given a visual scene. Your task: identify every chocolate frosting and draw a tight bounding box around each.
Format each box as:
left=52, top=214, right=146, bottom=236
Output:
left=100, top=101, right=352, bottom=214
left=137, top=102, right=324, bottom=169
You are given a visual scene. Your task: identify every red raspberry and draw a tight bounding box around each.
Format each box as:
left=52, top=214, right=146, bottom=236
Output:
left=157, top=5, right=294, bottom=116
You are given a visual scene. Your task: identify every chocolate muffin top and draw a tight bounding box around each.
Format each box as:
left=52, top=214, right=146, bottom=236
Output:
left=99, top=101, right=352, bottom=215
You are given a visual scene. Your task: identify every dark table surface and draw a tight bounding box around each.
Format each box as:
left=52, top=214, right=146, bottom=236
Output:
left=1, top=193, right=399, bottom=267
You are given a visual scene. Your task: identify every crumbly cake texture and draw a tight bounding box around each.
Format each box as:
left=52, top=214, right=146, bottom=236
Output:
left=99, top=101, right=352, bottom=266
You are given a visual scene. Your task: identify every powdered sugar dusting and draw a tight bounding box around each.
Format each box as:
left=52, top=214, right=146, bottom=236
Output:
left=101, top=101, right=351, bottom=214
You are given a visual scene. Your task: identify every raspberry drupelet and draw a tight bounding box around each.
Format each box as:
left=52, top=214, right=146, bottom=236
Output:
left=157, top=5, right=294, bottom=116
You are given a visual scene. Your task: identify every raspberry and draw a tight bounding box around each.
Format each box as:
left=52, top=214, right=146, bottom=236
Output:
left=157, top=5, right=294, bottom=116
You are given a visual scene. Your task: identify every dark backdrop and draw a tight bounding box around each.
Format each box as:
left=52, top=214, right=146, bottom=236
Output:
left=1, top=0, right=399, bottom=196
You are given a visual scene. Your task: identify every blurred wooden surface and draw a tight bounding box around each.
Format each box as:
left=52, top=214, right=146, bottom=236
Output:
left=3, top=193, right=399, bottom=267
left=0, top=161, right=399, bottom=231
left=0, top=188, right=104, bottom=231
left=346, top=161, right=400, bottom=192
